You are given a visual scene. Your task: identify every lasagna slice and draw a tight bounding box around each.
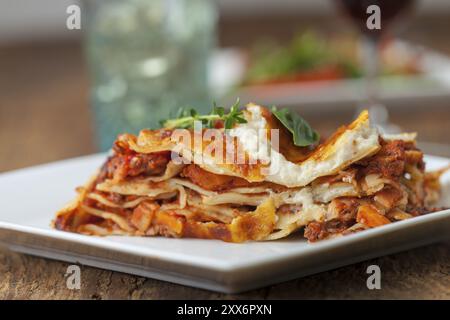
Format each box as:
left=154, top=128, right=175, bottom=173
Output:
left=54, top=104, right=447, bottom=242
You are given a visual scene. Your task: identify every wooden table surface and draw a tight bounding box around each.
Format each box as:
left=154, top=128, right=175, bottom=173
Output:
left=1, top=16, right=450, bottom=299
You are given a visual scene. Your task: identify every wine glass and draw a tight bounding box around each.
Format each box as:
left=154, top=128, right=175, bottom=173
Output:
left=335, top=0, right=416, bottom=133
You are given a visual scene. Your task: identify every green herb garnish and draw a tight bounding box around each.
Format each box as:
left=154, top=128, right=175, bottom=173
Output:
left=271, top=106, right=320, bottom=147
left=160, top=100, right=319, bottom=148
left=160, top=99, right=247, bottom=130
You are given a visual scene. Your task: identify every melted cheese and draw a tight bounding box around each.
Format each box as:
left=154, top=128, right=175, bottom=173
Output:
left=229, top=105, right=380, bottom=187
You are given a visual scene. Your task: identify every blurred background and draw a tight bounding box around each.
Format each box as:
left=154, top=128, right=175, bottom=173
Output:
left=1, top=0, right=450, bottom=172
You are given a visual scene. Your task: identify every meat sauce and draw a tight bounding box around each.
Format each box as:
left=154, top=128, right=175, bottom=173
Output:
left=304, top=139, right=427, bottom=242
left=96, top=150, right=171, bottom=183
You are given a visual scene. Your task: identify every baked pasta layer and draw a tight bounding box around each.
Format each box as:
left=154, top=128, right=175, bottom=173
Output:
left=54, top=105, right=446, bottom=242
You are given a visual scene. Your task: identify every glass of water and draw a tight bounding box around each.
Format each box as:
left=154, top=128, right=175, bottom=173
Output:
left=83, top=0, right=217, bottom=150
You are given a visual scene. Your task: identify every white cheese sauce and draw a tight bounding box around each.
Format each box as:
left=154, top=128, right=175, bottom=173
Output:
left=228, top=104, right=380, bottom=188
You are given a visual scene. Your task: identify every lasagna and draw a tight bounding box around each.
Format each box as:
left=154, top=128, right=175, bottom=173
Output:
left=54, top=104, right=447, bottom=242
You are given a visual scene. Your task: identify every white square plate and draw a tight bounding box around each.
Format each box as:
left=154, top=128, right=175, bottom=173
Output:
left=0, top=154, right=449, bottom=293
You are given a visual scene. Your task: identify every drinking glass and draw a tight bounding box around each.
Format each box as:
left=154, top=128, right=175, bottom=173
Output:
left=83, top=0, right=217, bottom=150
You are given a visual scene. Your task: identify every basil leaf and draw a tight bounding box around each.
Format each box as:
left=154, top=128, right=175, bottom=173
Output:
left=224, top=117, right=235, bottom=129
left=271, top=106, right=320, bottom=147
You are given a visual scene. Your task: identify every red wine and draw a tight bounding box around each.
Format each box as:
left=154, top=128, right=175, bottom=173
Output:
left=336, top=0, right=415, bottom=38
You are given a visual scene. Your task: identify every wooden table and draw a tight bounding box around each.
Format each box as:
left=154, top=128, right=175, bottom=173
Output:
left=1, top=19, right=450, bottom=299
